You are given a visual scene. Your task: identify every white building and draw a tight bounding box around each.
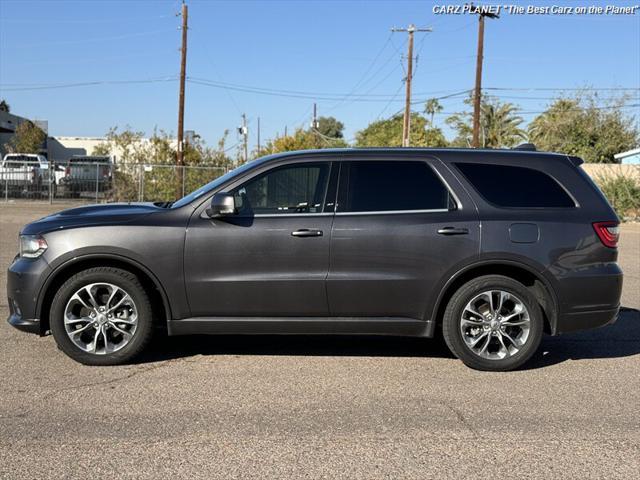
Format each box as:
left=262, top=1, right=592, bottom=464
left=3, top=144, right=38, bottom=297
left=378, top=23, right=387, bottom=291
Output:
left=614, top=148, right=640, bottom=165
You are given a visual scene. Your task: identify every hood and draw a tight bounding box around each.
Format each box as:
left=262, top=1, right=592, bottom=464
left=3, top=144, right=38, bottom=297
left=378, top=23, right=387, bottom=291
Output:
left=21, top=202, right=165, bottom=235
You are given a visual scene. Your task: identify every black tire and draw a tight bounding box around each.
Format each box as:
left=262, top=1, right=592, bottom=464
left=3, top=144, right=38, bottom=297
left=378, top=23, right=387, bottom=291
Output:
left=50, top=267, right=154, bottom=366
left=442, top=275, right=543, bottom=372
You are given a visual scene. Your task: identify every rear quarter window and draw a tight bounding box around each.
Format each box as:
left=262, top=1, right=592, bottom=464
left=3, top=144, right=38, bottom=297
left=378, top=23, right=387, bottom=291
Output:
left=455, top=162, right=575, bottom=208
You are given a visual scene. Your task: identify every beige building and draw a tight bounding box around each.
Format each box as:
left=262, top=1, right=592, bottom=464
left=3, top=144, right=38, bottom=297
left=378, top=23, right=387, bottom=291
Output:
left=47, top=136, right=110, bottom=163
left=47, top=136, right=174, bottom=165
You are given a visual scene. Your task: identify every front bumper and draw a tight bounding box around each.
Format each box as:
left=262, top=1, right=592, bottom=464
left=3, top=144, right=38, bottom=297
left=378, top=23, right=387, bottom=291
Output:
left=6, top=255, right=51, bottom=336
left=7, top=312, right=40, bottom=334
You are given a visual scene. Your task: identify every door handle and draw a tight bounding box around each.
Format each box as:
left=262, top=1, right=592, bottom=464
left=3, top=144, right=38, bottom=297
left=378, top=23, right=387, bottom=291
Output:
left=437, top=227, right=469, bottom=235
left=291, top=229, right=323, bottom=237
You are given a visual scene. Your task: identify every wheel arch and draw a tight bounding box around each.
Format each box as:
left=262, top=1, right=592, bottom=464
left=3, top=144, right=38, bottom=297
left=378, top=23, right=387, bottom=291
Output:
left=430, top=260, right=559, bottom=337
left=37, top=254, right=172, bottom=335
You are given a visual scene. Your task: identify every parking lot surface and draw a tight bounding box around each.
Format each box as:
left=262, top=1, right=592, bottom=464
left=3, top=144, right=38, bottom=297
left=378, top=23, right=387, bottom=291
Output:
left=1, top=202, right=639, bottom=479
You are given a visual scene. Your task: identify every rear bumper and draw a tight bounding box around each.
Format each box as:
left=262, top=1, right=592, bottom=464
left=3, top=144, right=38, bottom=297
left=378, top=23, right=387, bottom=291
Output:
left=556, top=305, right=619, bottom=334
left=553, top=262, right=623, bottom=334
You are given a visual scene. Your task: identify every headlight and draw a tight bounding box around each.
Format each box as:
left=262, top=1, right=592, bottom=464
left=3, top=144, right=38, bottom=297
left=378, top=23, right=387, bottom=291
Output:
left=19, top=235, right=48, bottom=258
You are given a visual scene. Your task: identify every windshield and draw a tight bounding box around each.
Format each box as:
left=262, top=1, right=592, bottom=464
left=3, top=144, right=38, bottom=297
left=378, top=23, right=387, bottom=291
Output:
left=171, top=159, right=262, bottom=209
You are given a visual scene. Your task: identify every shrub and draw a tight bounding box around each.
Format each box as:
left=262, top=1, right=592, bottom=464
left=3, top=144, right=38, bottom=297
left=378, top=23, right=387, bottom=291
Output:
left=595, top=172, right=640, bottom=220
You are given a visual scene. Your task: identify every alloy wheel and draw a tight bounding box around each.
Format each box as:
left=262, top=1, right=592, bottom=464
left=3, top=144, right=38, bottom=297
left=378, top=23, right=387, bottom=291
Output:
left=63, top=283, right=138, bottom=355
left=459, top=290, right=531, bottom=361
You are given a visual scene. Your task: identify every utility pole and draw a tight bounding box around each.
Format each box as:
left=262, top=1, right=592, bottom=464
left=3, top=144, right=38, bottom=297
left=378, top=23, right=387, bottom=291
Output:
left=257, top=116, right=261, bottom=152
left=311, top=102, right=319, bottom=129
left=176, top=1, right=188, bottom=198
left=471, top=5, right=499, bottom=148
left=391, top=24, right=432, bottom=147
left=239, top=113, right=248, bottom=163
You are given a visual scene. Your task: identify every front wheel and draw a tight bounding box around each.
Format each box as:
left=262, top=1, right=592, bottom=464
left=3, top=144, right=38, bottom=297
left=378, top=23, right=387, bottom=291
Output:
left=442, top=275, right=543, bottom=371
left=50, top=267, right=154, bottom=365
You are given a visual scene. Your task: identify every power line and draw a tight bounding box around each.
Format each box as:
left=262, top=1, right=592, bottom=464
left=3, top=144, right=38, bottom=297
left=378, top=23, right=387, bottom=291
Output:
left=187, top=77, right=435, bottom=102
left=376, top=83, right=405, bottom=120
left=3, top=76, right=636, bottom=101
left=409, top=89, right=473, bottom=105
left=5, top=50, right=176, bottom=68
left=187, top=76, right=414, bottom=98
left=427, top=103, right=640, bottom=116
left=0, top=77, right=177, bottom=91
left=191, top=30, right=243, bottom=116
left=0, top=14, right=173, bottom=24
left=484, top=87, right=640, bottom=91
left=327, top=42, right=407, bottom=111
left=4, top=29, right=175, bottom=49
left=337, top=63, right=404, bottom=111
left=326, top=32, right=393, bottom=111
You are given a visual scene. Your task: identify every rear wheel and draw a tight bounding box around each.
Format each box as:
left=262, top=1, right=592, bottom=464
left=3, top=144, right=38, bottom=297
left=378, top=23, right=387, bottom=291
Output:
left=50, top=267, right=154, bottom=365
left=442, top=275, right=543, bottom=371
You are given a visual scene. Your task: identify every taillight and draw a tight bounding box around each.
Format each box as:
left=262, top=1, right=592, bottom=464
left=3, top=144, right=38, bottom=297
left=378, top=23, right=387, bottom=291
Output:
left=102, top=166, right=110, bottom=178
left=65, top=166, right=70, bottom=176
left=593, top=222, right=619, bottom=248
left=31, top=168, right=36, bottom=180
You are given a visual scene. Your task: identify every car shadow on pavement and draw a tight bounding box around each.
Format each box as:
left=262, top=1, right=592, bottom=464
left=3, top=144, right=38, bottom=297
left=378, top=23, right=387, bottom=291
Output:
left=524, top=307, right=640, bottom=370
left=138, top=308, right=640, bottom=368
left=142, top=331, right=455, bottom=362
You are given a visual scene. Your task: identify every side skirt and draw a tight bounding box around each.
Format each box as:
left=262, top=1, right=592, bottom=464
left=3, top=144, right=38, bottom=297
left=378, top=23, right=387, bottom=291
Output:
left=167, top=317, right=433, bottom=337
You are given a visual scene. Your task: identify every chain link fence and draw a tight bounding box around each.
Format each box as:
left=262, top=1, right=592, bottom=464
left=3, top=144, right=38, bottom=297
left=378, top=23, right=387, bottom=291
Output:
left=0, top=161, right=228, bottom=203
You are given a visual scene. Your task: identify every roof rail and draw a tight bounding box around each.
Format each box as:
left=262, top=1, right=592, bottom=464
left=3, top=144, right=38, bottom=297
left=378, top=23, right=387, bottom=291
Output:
left=513, top=143, right=537, bottom=151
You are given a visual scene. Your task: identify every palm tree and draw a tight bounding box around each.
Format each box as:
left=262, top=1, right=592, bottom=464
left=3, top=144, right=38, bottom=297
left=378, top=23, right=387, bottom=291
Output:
left=424, top=98, right=443, bottom=126
left=480, top=101, right=527, bottom=148
left=446, top=97, right=526, bottom=148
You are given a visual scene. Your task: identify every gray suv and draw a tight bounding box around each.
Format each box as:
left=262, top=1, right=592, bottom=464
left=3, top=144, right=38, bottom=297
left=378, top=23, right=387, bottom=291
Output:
left=7, top=148, right=623, bottom=371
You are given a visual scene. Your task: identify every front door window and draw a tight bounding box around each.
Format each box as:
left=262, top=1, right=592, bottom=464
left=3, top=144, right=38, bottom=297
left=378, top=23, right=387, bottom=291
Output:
left=232, top=163, right=330, bottom=215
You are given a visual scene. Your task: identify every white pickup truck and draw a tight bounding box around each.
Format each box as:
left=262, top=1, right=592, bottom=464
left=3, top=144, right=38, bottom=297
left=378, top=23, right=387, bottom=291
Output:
left=0, top=153, right=64, bottom=197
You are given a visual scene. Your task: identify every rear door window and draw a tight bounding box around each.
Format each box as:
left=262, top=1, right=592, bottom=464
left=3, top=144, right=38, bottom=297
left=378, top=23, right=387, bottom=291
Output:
left=455, top=163, right=575, bottom=208
left=337, top=160, right=452, bottom=212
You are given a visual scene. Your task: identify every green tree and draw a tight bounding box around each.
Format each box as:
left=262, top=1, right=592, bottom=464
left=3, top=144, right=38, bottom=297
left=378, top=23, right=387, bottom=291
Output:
left=6, top=121, right=46, bottom=153
left=424, top=98, right=443, bottom=126
left=316, top=116, right=345, bottom=139
left=91, top=127, right=233, bottom=201
left=446, top=96, right=526, bottom=148
left=424, top=127, right=448, bottom=147
left=528, top=94, right=639, bottom=163
left=0, top=99, right=9, bottom=112
left=255, top=122, right=348, bottom=158
left=355, top=112, right=447, bottom=147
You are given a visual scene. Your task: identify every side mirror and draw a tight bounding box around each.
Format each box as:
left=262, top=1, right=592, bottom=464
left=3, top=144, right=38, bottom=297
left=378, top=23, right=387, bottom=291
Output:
left=206, top=193, right=236, bottom=218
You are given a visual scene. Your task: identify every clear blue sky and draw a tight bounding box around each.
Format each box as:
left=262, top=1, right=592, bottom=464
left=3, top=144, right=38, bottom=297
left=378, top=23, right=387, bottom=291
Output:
left=1, top=0, right=638, bottom=151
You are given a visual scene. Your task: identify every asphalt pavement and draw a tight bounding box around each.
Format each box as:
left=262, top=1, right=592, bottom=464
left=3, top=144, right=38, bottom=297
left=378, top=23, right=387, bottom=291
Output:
left=1, top=202, right=638, bottom=479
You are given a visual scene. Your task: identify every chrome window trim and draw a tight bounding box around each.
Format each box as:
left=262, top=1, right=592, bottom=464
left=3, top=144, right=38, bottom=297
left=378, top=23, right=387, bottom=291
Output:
left=250, top=213, right=335, bottom=218
left=335, top=208, right=451, bottom=216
